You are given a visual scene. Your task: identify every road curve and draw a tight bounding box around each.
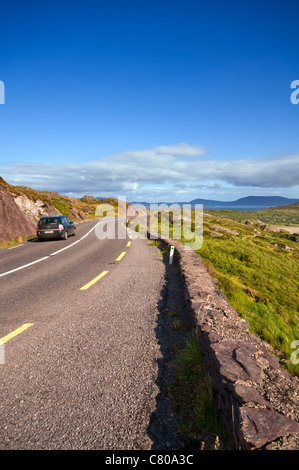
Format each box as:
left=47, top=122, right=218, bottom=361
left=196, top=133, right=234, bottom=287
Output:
left=0, top=217, right=167, bottom=449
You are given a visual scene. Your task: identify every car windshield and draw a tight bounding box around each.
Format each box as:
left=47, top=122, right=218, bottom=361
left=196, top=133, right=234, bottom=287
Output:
left=40, top=217, right=60, bottom=224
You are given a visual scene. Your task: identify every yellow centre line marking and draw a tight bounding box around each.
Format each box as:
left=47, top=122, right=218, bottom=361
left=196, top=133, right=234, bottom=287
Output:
left=80, top=270, right=109, bottom=290
left=116, top=251, right=126, bottom=261
left=0, top=323, right=34, bottom=344
left=8, top=244, right=24, bottom=250
left=126, top=241, right=131, bottom=247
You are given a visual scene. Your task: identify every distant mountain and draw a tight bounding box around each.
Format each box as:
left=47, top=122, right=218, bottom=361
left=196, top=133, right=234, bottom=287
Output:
left=130, top=196, right=299, bottom=211
left=189, top=196, right=299, bottom=210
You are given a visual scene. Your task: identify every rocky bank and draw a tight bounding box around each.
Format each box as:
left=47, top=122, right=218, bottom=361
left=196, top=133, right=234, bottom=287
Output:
left=0, top=177, right=98, bottom=244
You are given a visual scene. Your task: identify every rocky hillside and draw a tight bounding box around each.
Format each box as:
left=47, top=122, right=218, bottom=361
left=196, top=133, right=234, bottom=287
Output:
left=0, top=177, right=100, bottom=245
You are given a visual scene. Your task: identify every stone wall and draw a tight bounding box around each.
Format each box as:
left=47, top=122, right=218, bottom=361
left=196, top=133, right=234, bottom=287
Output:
left=160, top=237, right=299, bottom=450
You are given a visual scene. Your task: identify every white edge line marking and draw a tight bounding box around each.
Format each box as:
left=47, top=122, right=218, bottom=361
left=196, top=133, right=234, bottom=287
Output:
left=50, top=239, right=81, bottom=256
left=80, top=227, right=96, bottom=240
left=0, top=256, right=50, bottom=278
left=0, top=218, right=126, bottom=278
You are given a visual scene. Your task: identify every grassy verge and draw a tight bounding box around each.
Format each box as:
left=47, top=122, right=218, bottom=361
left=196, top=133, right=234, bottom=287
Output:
left=169, top=333, right=234, bottom=450
left=0, top=234, right=36, bottom=249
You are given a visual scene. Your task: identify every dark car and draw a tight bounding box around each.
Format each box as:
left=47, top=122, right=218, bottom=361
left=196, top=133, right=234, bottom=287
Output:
left=37, top=215, right=76, bottom=240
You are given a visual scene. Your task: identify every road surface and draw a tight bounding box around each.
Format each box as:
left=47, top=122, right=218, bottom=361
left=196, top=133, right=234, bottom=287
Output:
left=0, top=217, right=169, bottom=450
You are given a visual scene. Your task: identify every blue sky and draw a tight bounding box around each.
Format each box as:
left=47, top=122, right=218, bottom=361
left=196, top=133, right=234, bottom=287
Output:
left=0, top=0, right=299, bottom=201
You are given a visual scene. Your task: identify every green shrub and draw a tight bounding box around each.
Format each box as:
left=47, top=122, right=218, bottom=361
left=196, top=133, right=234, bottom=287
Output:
left=171, top=334, right=234, bottom=449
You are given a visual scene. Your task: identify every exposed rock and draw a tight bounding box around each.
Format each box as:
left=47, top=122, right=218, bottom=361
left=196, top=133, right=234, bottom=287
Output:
left=207, top=230, right=223, bottom=238
left=0, top=177, right=101, bottom=244
left=14, top=195, right=60, bottom=225
left=208, top=224, right=239, bottom=236
left=239, top=407, right=299, bottom=449
left=80, top=195, right=99, bottom=203
left=0, top=188, right=36, bottom=243
left=241, top=219, right=284, bottom=233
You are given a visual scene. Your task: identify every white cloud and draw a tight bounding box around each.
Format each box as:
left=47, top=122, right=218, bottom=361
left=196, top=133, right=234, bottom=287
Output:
left=1, top=144, right=299, bottom=200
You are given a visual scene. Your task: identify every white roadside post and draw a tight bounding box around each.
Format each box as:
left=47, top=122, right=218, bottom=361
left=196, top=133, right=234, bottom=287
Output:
left=169, top=245, right=174, bottom=265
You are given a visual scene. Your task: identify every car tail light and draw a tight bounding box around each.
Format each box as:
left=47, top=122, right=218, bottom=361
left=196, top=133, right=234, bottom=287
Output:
left=59, top=224, right=64, bottom=230
left=36, top=225, right=39, bottom=231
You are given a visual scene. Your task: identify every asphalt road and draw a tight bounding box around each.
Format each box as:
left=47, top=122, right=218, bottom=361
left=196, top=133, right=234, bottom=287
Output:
left=0, top=217, right=169, bottom=450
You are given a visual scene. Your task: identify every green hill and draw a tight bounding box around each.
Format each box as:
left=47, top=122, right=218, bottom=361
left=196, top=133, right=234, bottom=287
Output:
left=204, top=202, right=299, bottom=226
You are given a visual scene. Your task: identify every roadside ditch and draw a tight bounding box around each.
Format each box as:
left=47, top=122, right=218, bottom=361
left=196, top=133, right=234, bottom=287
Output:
left=147, top=239, right=235, bottom=450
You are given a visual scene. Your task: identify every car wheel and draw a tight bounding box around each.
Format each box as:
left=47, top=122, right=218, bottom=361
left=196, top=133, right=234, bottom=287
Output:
left=63, top=231, right=68, bottom=240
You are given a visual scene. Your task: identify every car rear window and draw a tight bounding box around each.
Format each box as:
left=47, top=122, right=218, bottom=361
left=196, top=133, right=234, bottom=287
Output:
left=39, top=217, right=60, bottom=224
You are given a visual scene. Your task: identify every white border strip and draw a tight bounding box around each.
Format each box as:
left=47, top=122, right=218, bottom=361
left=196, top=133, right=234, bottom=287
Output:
left=0, top=256, right=50, bottom=278
left=0, top=218, right=125, bottom=278
left=50, top=239, right=81, bottom=256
